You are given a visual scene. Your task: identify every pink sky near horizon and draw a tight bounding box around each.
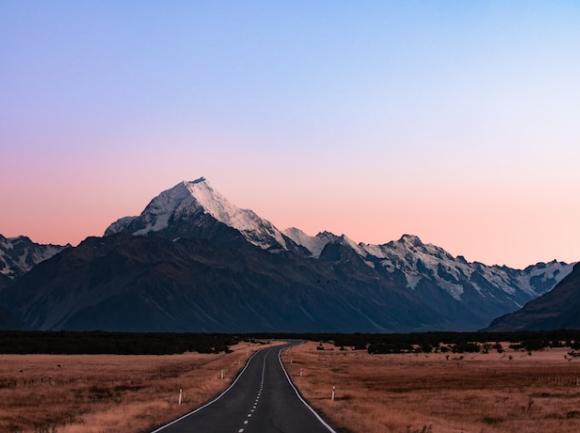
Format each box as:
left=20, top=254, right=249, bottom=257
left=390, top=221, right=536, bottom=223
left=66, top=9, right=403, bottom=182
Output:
left=1, top=1, right=579, bottom=269
left=1, top=137, right=577, bottom=269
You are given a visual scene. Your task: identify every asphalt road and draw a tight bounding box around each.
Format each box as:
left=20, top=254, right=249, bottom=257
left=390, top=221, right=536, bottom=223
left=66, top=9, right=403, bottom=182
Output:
left=149, top=344, right=337, bottom=433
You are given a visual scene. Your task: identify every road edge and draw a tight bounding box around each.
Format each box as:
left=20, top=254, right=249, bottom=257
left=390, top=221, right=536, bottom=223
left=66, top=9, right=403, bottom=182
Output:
left=148, top=349, right=260, bottom=433
left=277, top=344, right=339, bottom=433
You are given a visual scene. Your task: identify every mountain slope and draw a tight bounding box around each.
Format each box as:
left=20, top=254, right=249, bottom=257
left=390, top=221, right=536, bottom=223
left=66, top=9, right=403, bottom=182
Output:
left=0, top=303, right=28, bottom=330
left=105, top=178, right=293, bottom=251
left=1, top=178, right=573, bottom=332
left=485, top=262, right=580, bottom=331
left=0, top=234, right=67, bottom=288
left=0, top=233, right=447, bottom=332
left=284, top=229, right=573, bottom=330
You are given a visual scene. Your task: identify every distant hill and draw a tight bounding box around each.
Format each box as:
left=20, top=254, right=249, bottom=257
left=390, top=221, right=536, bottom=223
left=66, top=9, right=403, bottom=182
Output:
left=485, top=262, right=580, bottom=331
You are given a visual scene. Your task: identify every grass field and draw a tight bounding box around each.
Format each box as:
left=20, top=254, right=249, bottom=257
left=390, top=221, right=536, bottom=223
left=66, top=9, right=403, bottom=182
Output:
left=3, top=339, right=579, bottom=433
left=283, top=341, right=580, bottom=433
left=0, top=341, right=270, bottom=433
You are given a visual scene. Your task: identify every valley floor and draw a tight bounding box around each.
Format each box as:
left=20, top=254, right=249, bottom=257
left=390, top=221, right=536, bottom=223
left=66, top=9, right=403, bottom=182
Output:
left=0, top=341, right=270, bottom=433
left=283, top=341, right=580, bottom=433
left=3, top=339, right=580, bottom=433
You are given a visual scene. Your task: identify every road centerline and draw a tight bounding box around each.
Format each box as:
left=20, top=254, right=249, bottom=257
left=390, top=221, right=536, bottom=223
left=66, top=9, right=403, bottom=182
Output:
left=149, top=343, right=339, bottom=433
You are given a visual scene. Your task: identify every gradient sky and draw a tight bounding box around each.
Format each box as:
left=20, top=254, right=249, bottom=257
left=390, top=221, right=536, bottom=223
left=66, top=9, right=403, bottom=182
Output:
left=1, top=1, right=579, bottom=268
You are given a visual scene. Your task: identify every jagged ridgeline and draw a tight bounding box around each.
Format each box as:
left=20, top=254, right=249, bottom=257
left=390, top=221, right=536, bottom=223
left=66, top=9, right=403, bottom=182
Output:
left=0, top=177, right=576, bottom=333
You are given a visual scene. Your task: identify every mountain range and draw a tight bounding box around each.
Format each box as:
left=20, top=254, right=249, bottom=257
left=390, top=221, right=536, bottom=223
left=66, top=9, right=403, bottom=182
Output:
left=0, top=177, right=575, bottom=332
left=485, top=262, right=580, bottom=331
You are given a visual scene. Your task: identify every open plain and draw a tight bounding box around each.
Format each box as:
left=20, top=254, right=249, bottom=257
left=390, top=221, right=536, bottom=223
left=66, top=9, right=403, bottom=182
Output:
left=3, top=339, right=580, bottom=433
left=283, top=341, right=580, bottom=433
left=0, top=341, right=270, bottom=433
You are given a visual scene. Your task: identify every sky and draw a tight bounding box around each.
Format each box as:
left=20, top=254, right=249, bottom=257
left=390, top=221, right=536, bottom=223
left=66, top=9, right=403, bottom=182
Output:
left=1, top=1, right=579, bottom=269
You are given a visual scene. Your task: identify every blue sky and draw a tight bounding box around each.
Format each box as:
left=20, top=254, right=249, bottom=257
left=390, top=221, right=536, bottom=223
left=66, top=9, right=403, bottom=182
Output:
left=1, top=1, right=579, bottom=267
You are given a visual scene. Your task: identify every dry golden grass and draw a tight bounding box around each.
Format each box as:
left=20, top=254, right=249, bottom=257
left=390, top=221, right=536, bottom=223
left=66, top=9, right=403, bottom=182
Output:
left=283, top=342, right=580, bottom=433
left=0, top=341, right=277, bottom=433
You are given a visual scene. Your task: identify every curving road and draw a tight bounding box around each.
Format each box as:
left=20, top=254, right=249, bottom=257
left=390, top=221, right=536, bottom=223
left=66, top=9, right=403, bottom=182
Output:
left=149, top=344, right=336, bottom=433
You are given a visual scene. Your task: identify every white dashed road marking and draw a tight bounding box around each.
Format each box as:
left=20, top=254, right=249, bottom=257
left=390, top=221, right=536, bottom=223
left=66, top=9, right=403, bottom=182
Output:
left=235, top=351, right=268, bottom=432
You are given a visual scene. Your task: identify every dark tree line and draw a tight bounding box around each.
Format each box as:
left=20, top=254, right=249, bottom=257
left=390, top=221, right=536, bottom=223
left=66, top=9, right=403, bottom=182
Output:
left=354, top=330, right=580, bottom=354
left=2, top=330, right=579, bottom=355
left=249, top=330, right=580, bottom=355
left=0, top=331, right=239, bottom=355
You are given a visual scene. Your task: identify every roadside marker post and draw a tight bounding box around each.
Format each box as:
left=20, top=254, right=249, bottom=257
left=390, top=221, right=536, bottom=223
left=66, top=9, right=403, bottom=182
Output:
left=178, top=389, right=182, bottom=405
left=331, top=386, right=335, bottom=401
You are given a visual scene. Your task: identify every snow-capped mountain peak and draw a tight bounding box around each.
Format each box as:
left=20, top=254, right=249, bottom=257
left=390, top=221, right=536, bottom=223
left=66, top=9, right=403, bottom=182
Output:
left=282, top=228, right=364, bottom=258
left=131, top=180, right=195, bottom=235
left=399, top=234, right=423, bottom=247
left=0, top=234, right=67, bottom=281
left=4, top=176, right=576, bottom=333
left=103, top=176, right=574, bottom=327
left=285, top=229, right=574, bottom=305
left=105, top=177, right=288, bottom=250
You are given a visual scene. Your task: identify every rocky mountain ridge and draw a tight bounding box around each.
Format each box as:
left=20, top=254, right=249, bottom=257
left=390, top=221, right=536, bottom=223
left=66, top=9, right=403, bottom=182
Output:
left=284, top=228, right=570, bottom=302
left=485, top=262, right=580, bottom=331
left=0, top=177, right=575, bottom=332
left=0, top=234, right=67, bottom=288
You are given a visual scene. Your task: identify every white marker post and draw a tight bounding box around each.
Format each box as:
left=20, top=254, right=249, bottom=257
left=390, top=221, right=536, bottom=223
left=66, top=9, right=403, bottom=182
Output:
left=178, top=388, right=183, bottom=405
left=331, top=386, right=335, bottom=401
left=221, top=369, right=224, bottom=380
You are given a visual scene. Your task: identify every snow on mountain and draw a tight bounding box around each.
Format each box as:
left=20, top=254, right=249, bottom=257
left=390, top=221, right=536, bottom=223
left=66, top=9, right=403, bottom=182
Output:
left=282, top=228, right=362, bottom=258
left=284, top=230, right=574, bottom=302
left=105, top=176, right=573, bottom=308
left=104, top=216, right=137, bottom=236
left=105, top=177, right=288, bottom=250
left=485, top=262, right=580, bottom=331
left=364, top=235, right=573, bottom=301
left=3, top=176, right=575, bottom=332
left=0, top=234, right=67, bottom=281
